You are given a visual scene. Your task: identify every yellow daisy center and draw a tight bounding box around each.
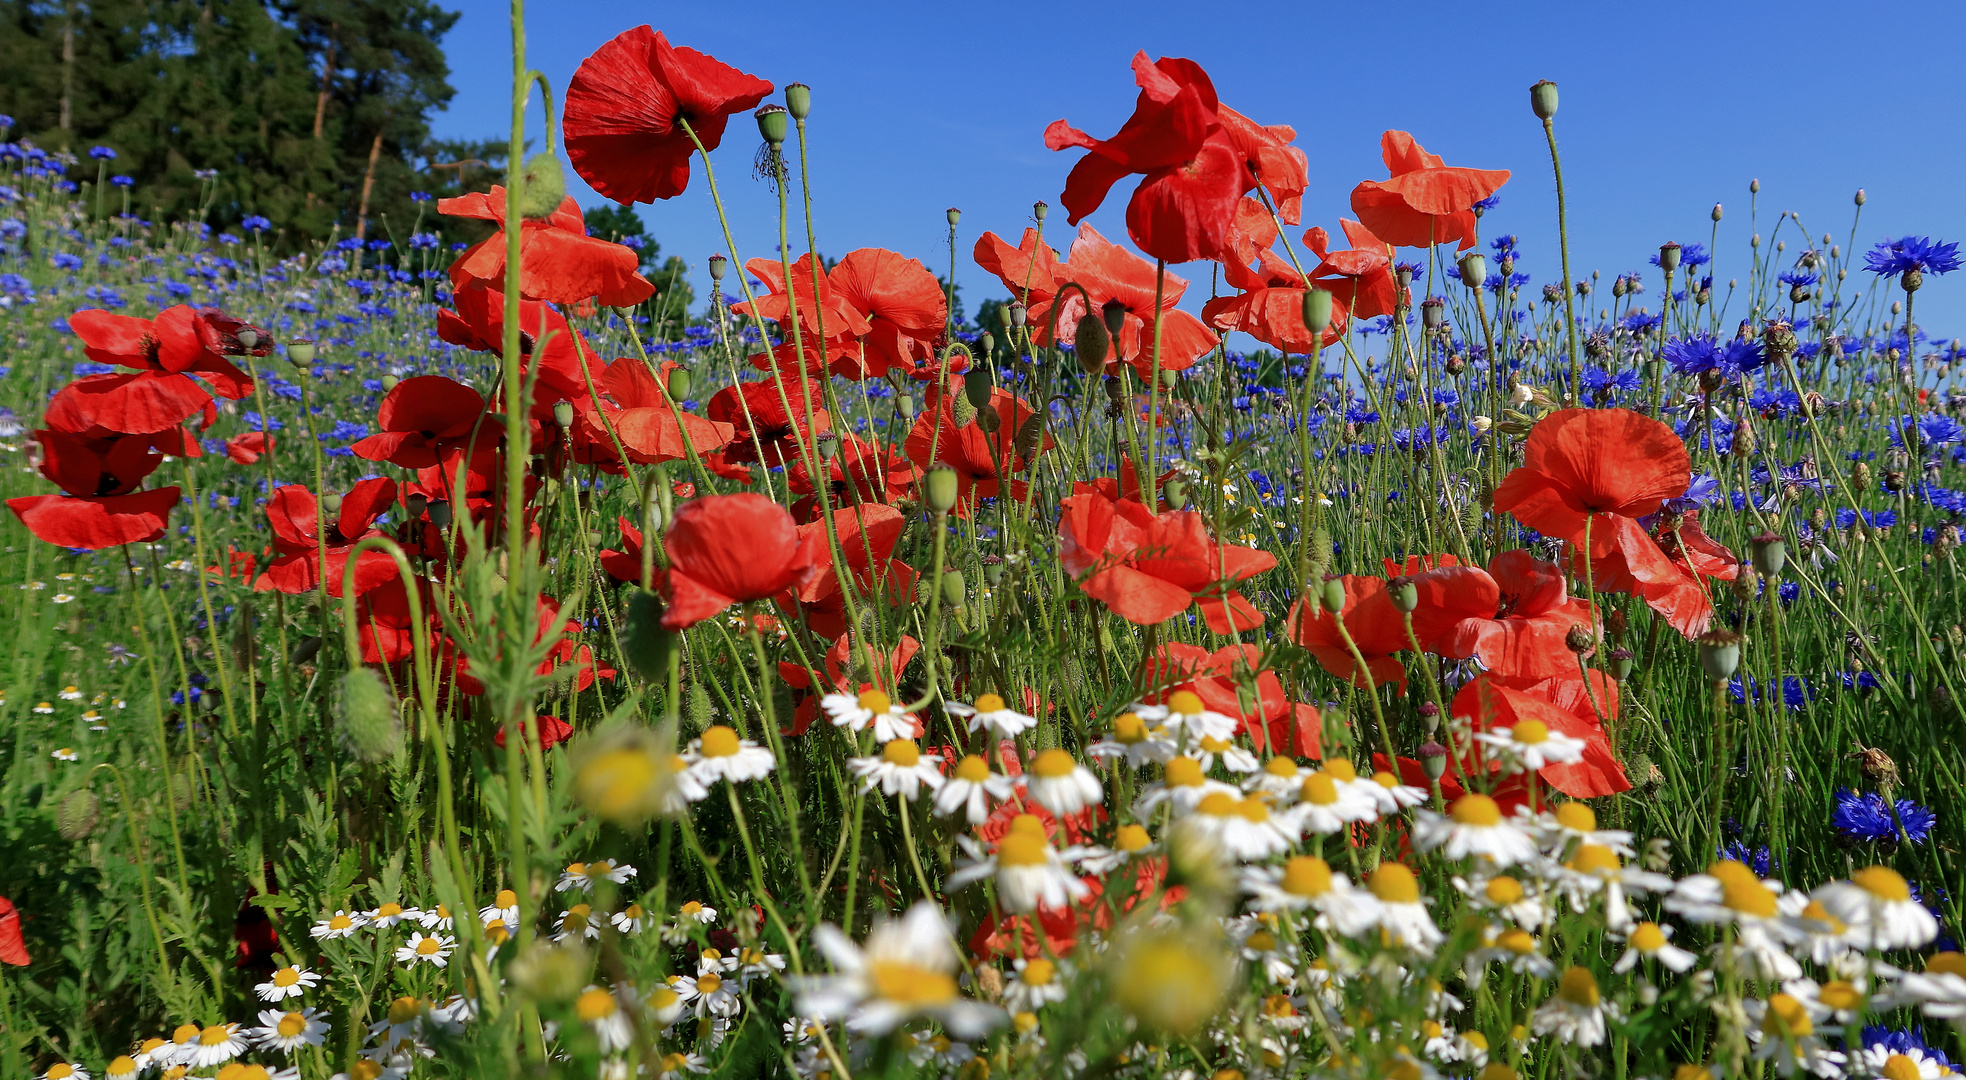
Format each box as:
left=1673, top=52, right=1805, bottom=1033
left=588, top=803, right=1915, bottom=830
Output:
left=881, top=739, right=921, bottom=767
left=171, top=1024, right=200, bottom=1044
left=271, top=967, right=300, bottom=987
left=647, top=987, right=679, bottom=1010
left=1485, top=876, right=1524, bottom=905
left=1164, top=757, right=1205, bottom=787
left=1324, top=759, right=1358, bottom=783
left=1370, top=862, right=1420, bottom=904
left=1021, top=958, right=1055, bottom=986
left=108, top=1057, right=137, bottom=1077
left=699, top=726, right=741, bottom=757
left=1196, top=791, right=1238, bottom=817
left=1883, top=1055, right=1924, bottom=1080
left=1009, top=813, right=1046, bottom=836
left=1800, top=900, right=1848, bottom=934
left=1112, top=713, right=1147, bottom=744
left=47, top=1066, right=76, bottom=1080
left=856, top=689, right=892, bottom=713
left=328, top=915, right=352, bottom=931
left=277, top=1013, right=308, bottom=1038
left=387, top=997, right=423, bottom=1024
left=1032, top=748, right=1076, bottom=778
left=1301, top=773, right=1340, bottom=805
left=1569, top=843, right=1621, bottom=876
left=1554, top=801, right=1597, bottom=832
left=1246, top=930, right=1277, bottom=952
left=1556, top=966, right=1600, bottom=1007
left=1167, top=690, right=1205, bottom=716
left=1451, top=793, right=1503, bottom=826
left=997, top=830, right=1050, bottom=867
left=1115, top=823, right=1152, bottom=851
left=1265, top=757, right=1300, bottom=779
left=1762, top=993, right=1812, bottom=1038
left=868, top=960, right=957, bottom=1005
left=1854, top=865, right=1912, bottom=902
left=495, top=889, right=517, bottom=908
left=575, top=988, right=616, bottom=1021
left=416, top=936, right=441, bottom=955
left=1927, top=952, right=1966, bottom=977
left=1709, top=860, right=1776, bottom=918
left=1373, top=770, right=1402, bottom=789
left=679, top=901, right=704, bottom=917
left=198, top=1025, right=232, bottom=1046
left=1498, top=929, right=1537, bottom=955
left=1236, top=795, right=1271, bottom=823
left=349, top=1060, right=384, bottom=1080
left=1818, top=980, right=1864, bottom=1012
left=1281, top=856, right=1332, bottom=898
left=1630, top=922, right=1668, bottom=952
left=1512, top=719, right=1550, bottom=745
left=954, top=755, right=992, bottom=782
left=1200, top=735, right=1234, bottom=754
left=1264, top=993, right=1296, bottom=1018
left=375, top=903, right=402, bottom=919
left=974, top=693, right=1006, bottom=713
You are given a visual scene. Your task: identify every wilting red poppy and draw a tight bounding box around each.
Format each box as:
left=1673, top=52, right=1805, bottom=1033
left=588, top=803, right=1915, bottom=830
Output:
left=1143, top=642, right=1321, bottom=757
left=660, top=493, right=823, bottom=629
left=437, top=287, right=605, bottom=416
left=0, top=896, right=27, bottom=965
left=1432, top=550, right=1595, bottom=680
left=1580, top=510, right=1733, bottom=638
left=1285, top=575, right=1410, bottom=689
left=441, top=187, right=654, bottom=308
left=1013, top=224, right=1219, bottom=379
left=1045, top=52, right=1246, bottom=263
left=1349, top=131, right=1510, bottom=251
left=573, top=356, right=733, bottom=469
left=226, top=431, right=272, bottom=465
left=495, top=715, right=575, bottom=751
left=350, top=376, right=487, bottom=469
left=1058, top=490, right=1275, bottom=633
left=1451, top=672, right=1629, bottom=799
left=786, top=434, right=920, bottom=522
left=563, top=26, right=774, bottom=204
left=1493, top=408, right=1691, bottom=557
left=904, top=377, right=1052, bottom=516
left=705, top=378, right=830, bottom=467
left=51, top=306, right=253, bottom=433
left=1305, top=220, right=1400, bottom=323
left=780, top=632, right=920, bottom=735
left=788, top=504, right=918, bottom=638
left=253, top=478, right=399, bottom=597
left=829, top=248, right=947, bottom=379
left=1216, top=104, right=1308, bottom=225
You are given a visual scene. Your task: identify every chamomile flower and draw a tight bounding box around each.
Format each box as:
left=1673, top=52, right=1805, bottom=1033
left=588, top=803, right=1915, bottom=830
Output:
left=104, top=1056, right=137, bottom=1080
left=1073, top=822, right=1155, bottom=875
left=1178, top=790, right=1302, bottom=861
left=1784, top=976, right=1871, bottom=1025
left=162, top=1021, right=203, bottom=1065
left=187, top=1023, right=248, bottom=1068
left=255, top=965, right=321, bottom=1001
left=1292, top=770, right=1376, bottom=834
left=251, top=1006, right=329, bottom=1053
left=394, top=932, right=455, bottom=967
left=1004, top=957, right=1070, bottom=1012
left=1261, top=992, right=1308, bottom=1033
left=947, top=813, right=1090, bottom=913
left=675, top=970, right=741, bottom=1018
left=652, top=1051, right=709, bottom=1078
left=33, top=702, right=54, bottom=715
left=687, top=725, right=776, bottom=785
left=1531, top=800, right=1635, bottom=856
left=1241, top=855, right=1382, bottom=937
left=944, top=692, right=1036, bottom=738
left=662, top=901, right=718, bottom=940
left=645, top=984, right=685, bottom=1027
left=575, top=987, right=635, bottom=1053
left=732, top=945, right=787, bottom=985
left=1243, top=755, right=1307, bottom=797
left=791, top=902, right=1003, bottom=1037
left=1134, top=690, right=1239, bottom=742
left=129, top=1037, right=172, bottom=1071
left=1474, top=717, right=1587, bottom=772
left=1411, top=794, right=1540, bottom=867
left=58, top=684, right=83, bottom=701
left=557, top=860, right=638, bottom=892
left=366, top=902, right=409, bottom=929
left=1464, top=926, right=1556, bottom=987
left=1745, top=993, right=1845, bottom=1077
left=1891, top=952, right=1966, bottom=1019
left=429, top=995, right=478, bottom=1034
left=1086, top=711, right=1178, bottom=768
left=1666, top=860, right=1793, bottom=931
left=1363, top=768, right=1430, bottom=813
left=408, top=904, right=453, bottom=930
left=553, top=905, right=599, bottom=942
left=1612, top=921, right=1697, bottom=973
left=1187, top=735, right=1260, bottom=774
left=368, top=995, right=430, bottom=1048
left=1549, top=843, right=1674, bottom=933
left=1782, top=895, right=1855, bottom=966
left=849, top=739, right=945, bottom=800
left=1134, top=756, right=1241, bottom=816
left=1369, top=862, right=1444, bottom=952
left=1023, top=748, right=1102, bottom=816
left=1456, top=873, right=1551, bottom=930
left=36, top=1063, right=88, bottom=1080
left=1856, top=1041, right=1949, bottom=1079
left=478, top=889, right=519, bottom=926
left=609, top=902, right=652, bottom=935
left=1812, top=866, right=1939, bottom=951
left=51, top=747, right=77, bottom=761
left=933, top=754, right=1015, bottom=824
left=822, top=688, right=917, bottom=742
left=1532, top=967, right=1609, bottom=1047
left=1230, top=916, right=1301, bottom=983
left=663, top=753, right=710, bottom=810
left=310, top=910, right=365, bottom=939
left=1319, top=759, right=1390, bottom=816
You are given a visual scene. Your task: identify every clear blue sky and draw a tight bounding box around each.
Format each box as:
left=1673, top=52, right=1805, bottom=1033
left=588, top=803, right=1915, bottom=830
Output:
left=432, top=0, right=1966, bottom=344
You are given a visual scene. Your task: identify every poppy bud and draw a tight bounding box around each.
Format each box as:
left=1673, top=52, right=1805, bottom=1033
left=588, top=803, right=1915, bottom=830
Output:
left=1162, top=478, right=1188, bottom=509
left=1420, top=297, right=1445, bottom=329
left=517, top=153, right=565, bottom=218
left=1609, top=648, right=1635, bottom=682
left=1074, top=314, right=1111, bottom=375
left=666, top=367, right=692, bottom=400
left=321, top=494, right=343, bottom=514
left=552, top=400, right=575, bottom=429
left=784, top=82, right=811, bottom=120
left=814, top=432, right=838, bottom=462
left=1301, top=289, right=1333, bottom=333
left=1750, top=532, right=1786, bottom=577
left=1749, top=178, right=1760, bottom=194
left=1457, top=252, right=1487, bottom=290
left=1418, top=741, right=1448, bottom=781
left=1855, top=188, right=1867, bottom=206
left=1388, top=578, right=1418, bottom=612
left=1100, top=299, right=1128, bottom=339
left=940, top=569, right=965, bottom=606
left=707, top=253, right=727, bottom=281
left=1565, top=624, right=1595, bottom=655
left=1033, top=200, right=1048, bottom=222
left=236, top=328, right=259, bottom=350
left=337, top=667, right=401, bottom=763
left=1319, top=574, right=1346, bottom=614
left=1711, top=203, right=1723, bottom=223
left=1852, top=461, right=1872, bottom=490
left=946, top=207, right=961, bottom=228
left=1657, top=242, right=1681, bottom=274
left=286, top=339, right=316, bottom=367
left=925, top=465, right=959, bottom=514
left=1696, top=630, right=1743, bottom=683
left=1008, top=300, right=1027, bottom=328
left=1529, top=80, right=1559, bottom=120
left=951, top=384, right=977, bottom=428
left=620, top=589, right=675, bottom=681
left=979, top=331, right=995, bottom=357
left=57, top=787, right=99, bottom=840
left=754, top=104, right=788, bottom=145
left=897, top=395, right=916, bottom=420
left=1012, top=414, right=1047, bottom=462
left=427, top=499, right=453, bottom=528
left=965, top=370, right=994, bottom=410
left=291, top=635, right=323, bottom=665
left=380, top=373, right=399, bottom=392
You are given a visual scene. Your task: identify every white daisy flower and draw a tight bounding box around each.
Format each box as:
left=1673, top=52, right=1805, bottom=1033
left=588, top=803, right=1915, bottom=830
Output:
left=849, top=739, right=945, bottom=801
left=187, top=1022, right=248, bottom=1068
left=1455, top=873, right=1551, bottom=930
left=661, top=901, right=717, bottom=942
left=652, top=1050, right=709, bottom=1078
left=366, top=994, right=431, bottom=1048
left=688, top=724, right=776, bottom=785
left=1229, top=915, right=1300, bottom=984
left=943, top=692, right=1037, bottom=739
left=1132, top=690, right=1238, bottom=742
left=35, top=1063, right=87, bottom=1080
left=609, top=902, right=652, bottom=935
left=1548, top=843, right=1675, bottom=933
left=33, top=702, right=55, bottom=715
left=1811, top=866, right=1939, bottom=951
left=1023, top=749, right=1102, bottom=816
left=1362, top=767, right=1430, bottom=813
left=129, top=1037, right=173, bottom=1071
left=1368, top=862, right=1444, bottom=952
left=946, top=814, right=1090, bottom=913
left=1665, top=860, right=1795, bottom=933
left=1073, top=822, right=1156, bottom=875
left=1242, top=755, right=1307, bottom=797
left=645, top=984, right=685, bottom=1027
left=1133, top=756, right=1241, bottom=817
left=822, top=688, right=917, bottom=742
left=1187, top=735, right=1259, bottom=774
left=553, top=904, right=600, bottom=942
left=1004, top=956, right=1070, bottom=1012
left=1781, top=894, right=1855, bottom=966
left=1240, top=855, right=1382, bottom=937
left=1086, top=711, right=1178, bottom=769
left=1745, top=993, right=1845, bottom=1077
left=366, top=901, right=410, bottom=929
left=557, top=859, right=639, bottom=893
left=394, top=931, right=456, bottom=966
left=1891, top=951, right=1966, bottom=1019
left=309, top=910, right=365, bottom=939
left=1176, top=791, right=1300, bottom=862
left=732, top=945, right=787, bottom=986
left=430, top=994, right=478, bottom=1034
left=664, top=752, right=711, bottom=810
left=58, top=684, right=83, bottom=700
left=1612, top=921, right=1697, bottom=973
left=933, top=754, right=1016, bottom=824
left=1411, top=794, right=1540, bottom=867
left=1473, top=716, right=1587, bottom=772
left=254, top=965, right=321, bottom=1001
left=790, top=902, right=1004, bottom=1037
left=674, top=970, right=741, bottom=1018
left=1463, top=924, right=1556, bottom=987
left=51, top=747, right=78, bottom=761
left=1317, top=758, right=1393, bottom=815
left=1291, top=769, right=1378, bottom=834
left=574, top=986, right=636, bottom=1053
left=251, top=1006, right=329, bottom=1053
left=1528, top=800, right=1634, bottom=856
left=104, top=1055, right=138, bottom=1080
left=478, top=889, right=519, bottom=926
left=1857, top=1042, right=1948, bottom=1080
left=1783, top=975, right=1872, bottom=1026
left=1532, top=967, right=1609, bottom=1047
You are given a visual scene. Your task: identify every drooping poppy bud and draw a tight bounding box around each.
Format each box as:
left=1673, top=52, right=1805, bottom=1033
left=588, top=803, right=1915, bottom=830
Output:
left=965, top=370, right=994, bottom=411
left=620, top=588, right=674, bottom=681
left=517, top=153, right=566, bottom=218
left=940, top=569, right=965, bottom=606
left=337, top=667, right=401, bottom=763
left=1162, top=477, right=1187, bottom=509
left=784, top=82, right=811, bottom=120
left=1074, top=313, right=1111, bottom=375
left=380, top=374, right=400, bottom=392
left=1529, top=80, right=1559, bottom=120
left=57, top=788, right=99, bottom=840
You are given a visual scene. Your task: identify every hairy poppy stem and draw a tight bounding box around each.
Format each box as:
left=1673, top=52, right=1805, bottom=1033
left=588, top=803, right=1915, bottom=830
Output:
left=1540, top=115, right=1583, bottom=400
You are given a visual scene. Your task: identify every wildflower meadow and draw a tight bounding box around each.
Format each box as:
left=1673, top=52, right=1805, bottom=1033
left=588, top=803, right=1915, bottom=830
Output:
left=3, top=12, right=1965, bottom=1080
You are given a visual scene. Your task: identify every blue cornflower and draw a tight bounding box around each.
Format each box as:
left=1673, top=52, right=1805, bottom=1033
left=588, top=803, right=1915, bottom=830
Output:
left=1663, top=474, right=1722, bottom=513
left=110, top=175, right=133, bottom=188
left=409, top=191, right=433, bottom=202
left=1473, top=194, right=1500, bottom=213
left=1832, top=788, right=1935, bottom=844
left=88, top=145, right=116, bottom=160
left=1915, top=413, right=1964, bottom=447
left=241, top=215, right=271, bottom=232
left=1716, top=841, right=1772, bottom=877
left=1619, top=310, right=1662, bottom=335
left=1778, top=580, right=1800, bottom=606
left=1861, top=1028, right=1952, bottom=1070
left=1661, top=333, right=1766, bottom=379
left=1777, top=270, right=1818, bottom=288
left=1865, top=236, right=1961, bottom=278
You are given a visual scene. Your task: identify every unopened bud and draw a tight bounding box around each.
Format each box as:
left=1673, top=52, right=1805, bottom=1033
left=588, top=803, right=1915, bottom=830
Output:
left=815, top=432, right=839, bottom=462
left=1302, top=289, right=1333, bottom=333
left=1852, top=461, right=1872, bottom=490
left=1711, top=203, right=1723, bottom=223
left=666, top=367, right=692, bottom=400
left=379, top=373, right=400, bottom=392
left=1854, top=188, right=1866, bottom=206
left=940, top=569, right=965, bottom=606
left=57, top=788, right=100, bottom=840
left=1161, top=477, right=1187, bottom=509
left=1857, top=745, right=1898, bottom=787
left=925, top=466, right=959, bottom=514
left=1319, top=574, right=1346, bottom=614
left=1074, top=314, right=1111, bottom=375
left=1565, top=624, right=1595, bottom=655
left=517, top=153, right=565, bottom=218
left=552, top=400, right=575, bottom=429
left=964, top=370, right=994, bottom=411
left=337, top=667, right=402, bottom=762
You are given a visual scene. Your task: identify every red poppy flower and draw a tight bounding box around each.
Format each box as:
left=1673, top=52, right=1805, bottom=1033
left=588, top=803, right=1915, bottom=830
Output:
left=354, top=576, right=440, bottom=665
left=779, top=632, right=920, bottom=735
left=233, top=885, right=280, bottom=973
left=1305, top=219, right=1400, bottom=322
left=733, top=254, right=872, bottom=368
left=538, top=631, right=616, bottom=692
left=1492, top=408, right=1691, bottom=557
left=787, top=504, right=918, bottom=638
left=904, top=378, right=1052, bottom=516
left=973, top=227, right=1060, bottom=308
left=1434, top=550, right=1595, bottom=680
left=573, top=357, right=733, bottom=469
left=1057, top=490, right=1275, bottom=634
left=1216, top=104, right=1308, bottom=225
left=1143, top=642, right=1321, bottom=757
left=1285, top=575, right=1411, bottom=689
left=441, top=186, right=654, bottom=308
left=828, top=248, right=947, bottom=379
left=193, top=308, right=275, bottom=361
left=1580, top=510, right=1733, bottom=638
left=1201, top=244, right=1347, bottom=353
left=350, top=376, right=487, bottom=469
left=597, top=515, right=654, bottom=586
left=786, top=434, right=920, bottom=522
left=705, top=377, right=830, bottom=467
left=30, top=426, right=196, bottom=497
left=253, top=478, right=399, bottom=597
left=51, top=307, right=253, bottom=433
left=660, top=493, right=824, bottom=629
left=225, top=431, right=271, bottom=464
left=495, top=715, right=575, bottom=751
left=1450, top=672, right=1629, bottom=799
left=436, top=287, right=605, bottom=416
left=1069, top=453, right=1177, bottom=506
left=0, top=896, right=27, bottom=966
left=207, top=546, right=258, bottom=583
left=1044, top=52, right=1246, bottom=263
left=1014, top=224, right=1220, bottom=380
left=8, top=486, right=180, bottom=549
left=1349, top=131, right=1510, bottom=251
left=562, top=26, right=773, bottom=204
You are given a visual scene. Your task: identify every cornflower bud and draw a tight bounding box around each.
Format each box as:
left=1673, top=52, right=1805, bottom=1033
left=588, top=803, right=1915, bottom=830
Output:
left=1529, top=80, right=1559, bottom=120
left=1763, top=320, right=1797, bottom=360
left=1852, top=461, right=1872, bottom=489
left=1712, top=203, right=1724, bottom=223
left=1543, top=284, right=1563, bottom=304
left=784, top=82, right=811, bottom=120
left=1854, top=188, right=1866, bottom=206
left=1884, top=470, right=1906, bottom=493
left=1565, top=624, right=1595, bottom=655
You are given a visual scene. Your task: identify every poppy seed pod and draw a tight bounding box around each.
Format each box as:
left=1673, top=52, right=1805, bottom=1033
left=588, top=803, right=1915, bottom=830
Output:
left=946, top=207, right=961, bottom=228
left=1457, top=252, right=1487, bottom=290
left=236, top=328, right=259, bottom=350
left=1418, top=741, right=1448, bottom=781
left=1388, top=578, right=1418, bottom=612
left=925, top=465, right=959, bottom=514
left=426, top=499, right=453, bottom=528
left=666, top=367, right=692, bottom=400
left=1696, top=630, right=1744, bottom=682
left=405, top=493, right=428, bottom=520
left=1658, top=242, right=1681, bottom=274
left=1301, top=288, right=1333, bottom=333
left=979, top=331, right=995, bottom=357
left=707, top=253, right=727, bottom=281
left=896, top=394, right=917, bottom=420
left=1008, top=300, right=1027, bottom=328
left=379, top=373, right=400, bottom=392
left=1033, top=200, right=1048, bottom=222
left=337, top=667, right=402, bottom=763
left=552, top=400, right=575, bottom=429
left=1529, top=80, right=1558, bottom=120
left=1101, top=298, right=1128, bottom=339
left=286, top=339, right=316, bottom=367
left=517, top=153, right=566, bottom=218
left=783, top=82, right=811, bottom=120
left=1162, top=477, right=1188, bottom=509
left=1319, top=574, right=1346, bottom=614
left=1074, top=313, right=1111, bottom=375
left=1609, top=647, right=1635, bottom=682
left=1750, top=531, right=1787, bottom=578
left=321, top=493, right=343, bottom=514
left=814, top=432, right=839, bottom=462
left=754, top=104, right=788, bottom=145
left=1420, top=297, right=1445, bottom=329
